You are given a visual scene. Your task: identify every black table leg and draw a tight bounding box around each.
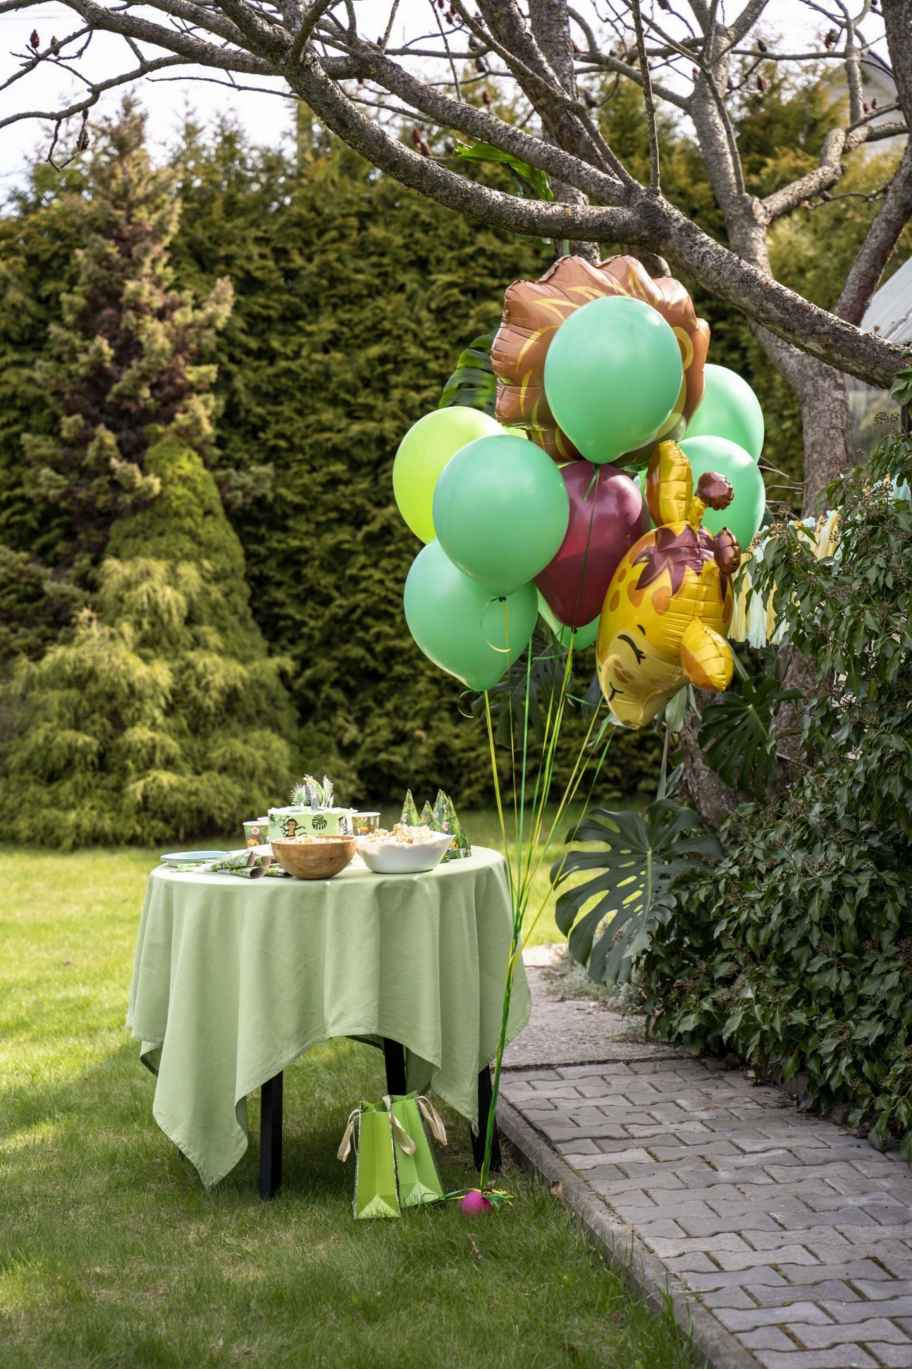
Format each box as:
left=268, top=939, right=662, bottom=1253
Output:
left=382, top=1038, right=408, bottom=1096
left=471, top=1064, right=502, bottom=1173
left=259, top=1072, right=283, bottom=1200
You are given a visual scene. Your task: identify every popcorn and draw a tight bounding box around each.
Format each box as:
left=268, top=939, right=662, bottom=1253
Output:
left=360, top=822, right=452, bottom=853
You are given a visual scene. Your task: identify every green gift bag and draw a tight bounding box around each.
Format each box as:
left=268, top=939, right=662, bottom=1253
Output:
left=337, top=1101, right=416, bottom=1220
left=386, top=1093, right=448, bottom=1209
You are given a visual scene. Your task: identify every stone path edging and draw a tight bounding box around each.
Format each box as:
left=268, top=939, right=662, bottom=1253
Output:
left=497, top=1053, right=912, bottom=1369
left=499, top=956, right=912, bottom=1369
left=498, top=1079, right=760, bottom=1369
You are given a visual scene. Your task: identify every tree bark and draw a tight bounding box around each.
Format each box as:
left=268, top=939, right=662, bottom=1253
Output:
left=526, top=0, right=596, bottom=261
left=679, top=705, right=739, bottom=829
left=793, top=363, right=851, bottom=515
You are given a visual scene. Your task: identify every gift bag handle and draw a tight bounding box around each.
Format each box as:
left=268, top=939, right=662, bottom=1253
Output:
left=337, top=1107, right=361, bottom=1163
left=382, top=1095, right=417, bottom=1155
left=416, top=1095, right=448, bottom=1147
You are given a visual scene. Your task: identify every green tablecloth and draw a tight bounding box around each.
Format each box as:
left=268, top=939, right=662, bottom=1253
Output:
left=127, top=846, right=530, bottom=1187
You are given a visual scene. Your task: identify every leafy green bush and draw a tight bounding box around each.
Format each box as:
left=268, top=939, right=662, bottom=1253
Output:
left=638, top=435, right=912, bottom=1149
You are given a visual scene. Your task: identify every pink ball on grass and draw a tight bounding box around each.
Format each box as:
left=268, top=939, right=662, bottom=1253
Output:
left=460, top=1189, right=493, bottom=1215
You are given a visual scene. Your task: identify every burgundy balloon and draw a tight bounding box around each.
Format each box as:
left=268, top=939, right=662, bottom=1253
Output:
left=536, top=462, right=648, bottom=628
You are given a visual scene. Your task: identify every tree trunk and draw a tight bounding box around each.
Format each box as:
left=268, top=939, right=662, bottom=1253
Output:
left=793, top=362, right=851, bottom=516
left=679, top=703, right=739, bottom=828
left=762, top=356, right=849, bottom=769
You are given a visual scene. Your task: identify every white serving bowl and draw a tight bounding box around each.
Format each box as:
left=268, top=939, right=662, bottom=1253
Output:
left=358, top=832, right=453, bottom=875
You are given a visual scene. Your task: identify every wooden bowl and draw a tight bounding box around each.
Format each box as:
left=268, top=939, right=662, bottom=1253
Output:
left=271, top=836, right=357, bottom=880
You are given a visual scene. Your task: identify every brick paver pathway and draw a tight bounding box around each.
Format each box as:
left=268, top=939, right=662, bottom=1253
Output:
left=500, top=1053, right=912, bottom=1369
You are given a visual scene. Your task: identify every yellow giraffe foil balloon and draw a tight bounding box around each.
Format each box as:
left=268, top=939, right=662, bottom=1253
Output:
left=596, top=440, right=740, bottom=728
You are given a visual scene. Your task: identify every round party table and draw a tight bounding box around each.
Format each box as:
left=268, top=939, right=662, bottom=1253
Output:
left=127, top=846, right=530, bottom=1191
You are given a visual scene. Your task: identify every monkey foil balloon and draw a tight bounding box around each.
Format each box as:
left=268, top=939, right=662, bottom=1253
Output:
left=596, top=441, right=740, bottom=728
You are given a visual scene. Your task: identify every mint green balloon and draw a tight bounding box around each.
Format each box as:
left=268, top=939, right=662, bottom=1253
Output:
left=404, top=541, right=537, bottom=691
left=433, top=434, right=569, bottom=594
left=686, top=363, right=764, bottom=461
left=393, top=406, right=503, bottom=542
left=537, top=593, right=598, bottom=650
left=679, top=435, right=766, bottom=547
left=543, top=296, right=683, bottom=463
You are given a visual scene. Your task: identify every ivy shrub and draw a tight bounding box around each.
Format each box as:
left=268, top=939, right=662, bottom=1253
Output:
left=638, top=434, right=912, bottom=1150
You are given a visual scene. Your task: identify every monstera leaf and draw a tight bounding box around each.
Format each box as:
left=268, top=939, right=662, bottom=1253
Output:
left=438, top=332, right=497, bottom=415
left=552, top=802, right=722, bottom=986
left=699, top=668, right=801, bottom=795
left=451, top=141, right=554, bottom=201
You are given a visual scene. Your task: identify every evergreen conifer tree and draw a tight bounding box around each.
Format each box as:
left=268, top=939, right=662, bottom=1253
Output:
left=0, top=107, right=296, bottom=845
left=0, top=437, right=295, bottom=847
left=21, top=101, right=232, bottom=579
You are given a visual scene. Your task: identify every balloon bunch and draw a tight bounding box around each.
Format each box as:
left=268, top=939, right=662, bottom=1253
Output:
left=393, top=254, right=768, bottom=730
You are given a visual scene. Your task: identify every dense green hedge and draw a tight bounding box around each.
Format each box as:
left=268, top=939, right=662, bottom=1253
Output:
left=0, top=118, right=665, bottom=809
left=638, top=438, right=912, bottom=1149
left=640, top=791, right=912, bottom=1145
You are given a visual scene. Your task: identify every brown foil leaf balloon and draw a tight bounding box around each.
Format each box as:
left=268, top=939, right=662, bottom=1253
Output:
left=491, top=254, right=710, bottom=465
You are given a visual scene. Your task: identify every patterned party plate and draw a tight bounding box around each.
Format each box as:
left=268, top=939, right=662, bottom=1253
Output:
left=160, top=850, right=226, bottom=868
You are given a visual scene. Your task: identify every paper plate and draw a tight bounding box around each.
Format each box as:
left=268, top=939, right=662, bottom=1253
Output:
left=160, top=850, right=226, bottom=867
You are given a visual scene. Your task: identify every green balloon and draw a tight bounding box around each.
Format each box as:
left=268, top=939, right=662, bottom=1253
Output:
left=393, top=406, right=502, bottom=542
left=404, top=541, right=537, bottom=691
left=686, top=363, right=764, bottom=461
left=537, top=593, right=598, bottom=650
left=433, top=434, right=569, bottom=594
left=543, top=296, right=683, bottom=464
left=679, top=435, right=766, bottom=547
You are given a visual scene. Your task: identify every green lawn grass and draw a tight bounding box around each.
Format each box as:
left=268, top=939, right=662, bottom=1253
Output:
left=0, top=827, right=693, bottom=1369
left=449, top=806, right=582, bottom=947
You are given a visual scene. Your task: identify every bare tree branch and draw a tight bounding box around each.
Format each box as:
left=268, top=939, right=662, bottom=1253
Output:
left=630, top=0, right=659, bottom=189
left=53, top=0, right=277, bottom=73
left=836, top=141, right=912, bottom=323
left=761, top=127, right=857, bottom=221
left=725, top=0, right=774, bottom=48
left=0, top=51, right=192, bottom=132
left=288, top=0, right=335, bottom=65
left=323, top=38, right=625, bottom=203
left=0, top=0, right=908, bottom=405
left=881, top=0, right=912, bottom=128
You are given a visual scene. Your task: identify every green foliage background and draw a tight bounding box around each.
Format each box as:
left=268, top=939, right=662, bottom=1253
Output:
left=1, top=75, right=909, bottom=822
left=0, top=113, right=664, bottom=812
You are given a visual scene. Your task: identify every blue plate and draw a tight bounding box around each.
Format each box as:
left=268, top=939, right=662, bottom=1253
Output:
left=160, top=850, right=226, bottom=866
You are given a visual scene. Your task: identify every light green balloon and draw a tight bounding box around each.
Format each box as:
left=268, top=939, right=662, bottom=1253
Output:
left=404, top=541, right=537, bottom=691
left=543, top=296, right=683, bottom=464
left=393, top=406, right=502, bottom=542
left=679, top=435, right=766, bottom=547
left=537, top=593, right=598, bottom=650
left=686, top=363, right=764, bottom=461
left=433, top=434, right=570, bottom=594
